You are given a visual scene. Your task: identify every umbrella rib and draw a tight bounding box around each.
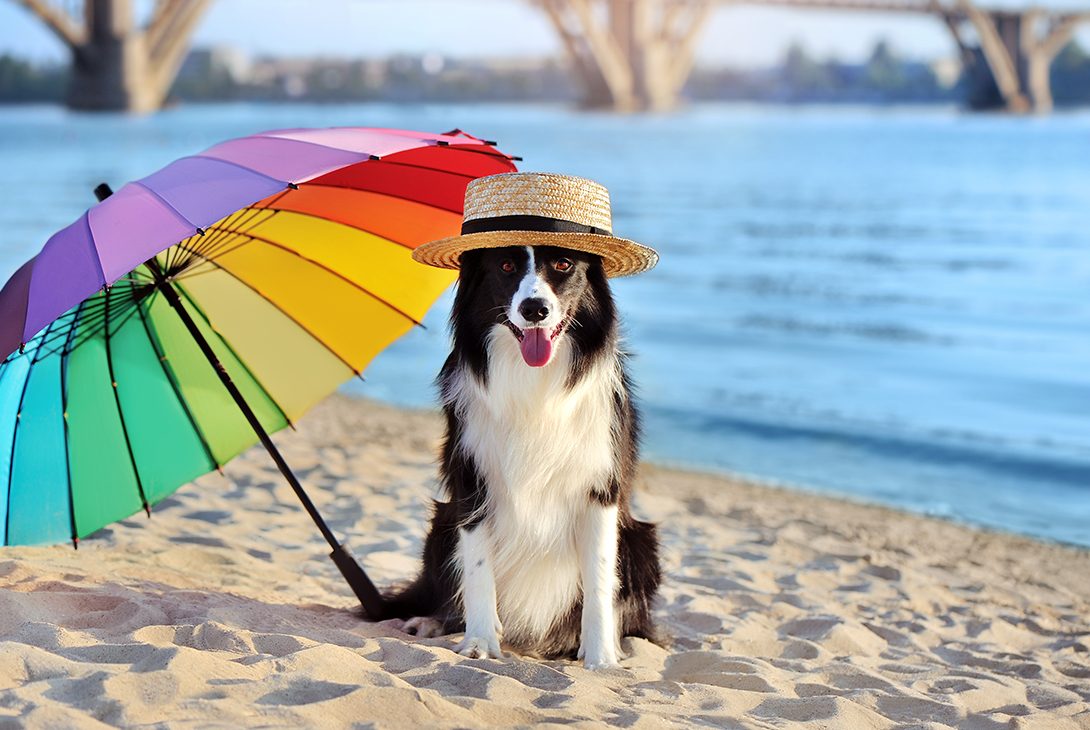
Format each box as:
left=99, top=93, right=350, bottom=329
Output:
left=291, top=182, right=466, bottom=216
left=82, top=212, right=109, bottom=291
left=185, top=210, right=279, bottom=264
left=375, top=153, right=512, bottom=178
left=181, top=192, right=289, bottom=267
left=44, top=310, right=107, bottom=357
left=2, top=335, right=44, bottom=546
left=59, top=298, right=91, bottom=545
left=308, top=149, right=516, bottom=200
left=200, top=226, right=423, bottom=327
left=187, top=154, right=288, bottom=186
left=251, top=196, right=455, bottom=252
left=249, top=134, right=379, bottom=163
left=128, top=181, right=201, bottom=275
left=276, top=209, right=410, bottom=251
left=104, top=286, right=151, bottom=516
left=180, top=201, right=466, bottom=271
left=197, top=200, right=277, bottom=251
left=171, top=282, right=295, bottom=430
left=132, top=157, right=288, bottom=271
left=174, top=255, right=362, bottom=377
left=130, top=181, right=198, bottom=230
left=171, top=232, right=217, bottom=275
left=33, top=302, right=125, bottom=360
left=85, top=301, right=141, bottom=355
left=66, top=295, right=142, bottom=357
left=248, top=133, right=510, bottom=167
left=134, top=292, right=220, bottom=472
left=8, top=260, right=33, bottom=356
left=15, top=299, right=112, bottom=360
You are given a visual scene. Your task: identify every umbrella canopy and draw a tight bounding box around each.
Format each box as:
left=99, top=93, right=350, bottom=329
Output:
left=0, top=127, right=517, bottom=613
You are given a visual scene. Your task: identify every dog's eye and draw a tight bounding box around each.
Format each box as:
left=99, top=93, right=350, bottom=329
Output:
left=554, top=258, right=573, bottom=272
left=500, top=260, right=516, bottom=274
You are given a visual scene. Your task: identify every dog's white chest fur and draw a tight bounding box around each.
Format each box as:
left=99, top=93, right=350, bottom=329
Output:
left=446, top=325, right=619, bottom=643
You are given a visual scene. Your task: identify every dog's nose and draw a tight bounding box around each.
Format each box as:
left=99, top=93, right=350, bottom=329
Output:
left=518, top=298, right=550, bottom=323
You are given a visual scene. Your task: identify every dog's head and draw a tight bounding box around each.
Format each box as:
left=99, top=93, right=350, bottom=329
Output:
left=451, top=245, right=616, bottom=372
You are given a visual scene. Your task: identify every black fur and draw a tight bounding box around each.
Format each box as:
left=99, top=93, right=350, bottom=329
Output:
left=383, top=246, right=662, bottom=658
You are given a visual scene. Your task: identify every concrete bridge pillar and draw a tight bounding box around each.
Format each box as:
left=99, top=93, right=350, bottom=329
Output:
left=13, top=0, right=211, bottom=112
left=538, top=0, right=713, bottom=111
left=946, top=2, right=1087, bottom=113
left=68, top=0, right=146, bottom=111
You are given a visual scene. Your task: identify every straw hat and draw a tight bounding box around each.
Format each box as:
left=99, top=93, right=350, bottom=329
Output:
left=411, top=172, right=658, bottom=278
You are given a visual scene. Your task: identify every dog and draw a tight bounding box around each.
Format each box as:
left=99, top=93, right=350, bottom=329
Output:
left=384, top=242, right=661, bottom=668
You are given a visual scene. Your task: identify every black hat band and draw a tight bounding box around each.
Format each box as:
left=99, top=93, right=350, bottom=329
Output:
left=461, top=214, right=611, bottom=237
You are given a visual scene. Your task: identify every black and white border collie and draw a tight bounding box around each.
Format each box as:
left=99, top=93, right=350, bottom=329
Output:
left=385, top=244, right=661, bottom=668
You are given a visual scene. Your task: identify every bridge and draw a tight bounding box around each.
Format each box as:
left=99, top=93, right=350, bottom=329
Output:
left=10, top=0, right=1090, bottom=113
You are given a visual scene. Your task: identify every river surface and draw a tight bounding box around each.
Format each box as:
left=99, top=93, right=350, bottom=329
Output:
left=1, top=102, right=1088, bottom=545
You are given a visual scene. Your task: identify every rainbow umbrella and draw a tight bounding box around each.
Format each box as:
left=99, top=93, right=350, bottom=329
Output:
left=0, top=127, right=517, bottom=617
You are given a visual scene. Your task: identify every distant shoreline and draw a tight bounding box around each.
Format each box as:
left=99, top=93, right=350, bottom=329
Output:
left=340, top=392, right=1090, bottom=553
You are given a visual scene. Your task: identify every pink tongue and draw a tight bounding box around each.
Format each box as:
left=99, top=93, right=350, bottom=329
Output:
left=520, top=328, right=552, bottom=367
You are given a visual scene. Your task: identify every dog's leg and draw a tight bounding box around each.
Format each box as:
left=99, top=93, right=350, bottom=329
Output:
left=578, top=503, right=620, bottom=669
left=455, top=525, right=503, bottom=659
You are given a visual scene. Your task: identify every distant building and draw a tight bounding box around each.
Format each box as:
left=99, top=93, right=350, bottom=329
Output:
left=178, top=47, right=252, bottom=84
left=930, top=57, right=962, bottom=89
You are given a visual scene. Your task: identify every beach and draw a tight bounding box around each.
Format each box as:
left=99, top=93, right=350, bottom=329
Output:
left=1, top=394, right=1088, bottom=729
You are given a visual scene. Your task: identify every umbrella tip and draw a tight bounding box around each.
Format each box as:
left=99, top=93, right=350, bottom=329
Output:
left=18, top=343, right=25, bottom=354
left=72, top=537, right=79, bottom=550
left=369, top=154, right=382, bottom=161
left=287, top=182, right=299, bottom=190
left=93, top=183, right=113, bottom=202
left=144, top=504, right=152, bottom=518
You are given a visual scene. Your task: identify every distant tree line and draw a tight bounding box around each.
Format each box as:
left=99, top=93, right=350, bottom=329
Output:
left=3, top=39, right=1090, bottom=106
left=168, top=54, right=578, bottom=104
left=0, top=55, right=66, bottom=102
left=689, top=40, right=960, bottom=104
left=1052, top=42, right=1090, bottom=105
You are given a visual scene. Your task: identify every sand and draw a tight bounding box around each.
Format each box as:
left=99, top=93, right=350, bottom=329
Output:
left=1, top=394, right=1088, bottom=729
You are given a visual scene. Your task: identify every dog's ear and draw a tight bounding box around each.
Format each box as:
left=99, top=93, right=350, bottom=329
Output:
left=587, top=253, right=607, bottom=278
left=451, top=249, right=485, bottom=330
left=454, top=250, right=485, bottom=297
left=449, top=249, right=493, bottom=380
left=575, top=251, right=615, bottom=334
left=584, top=254, right=610, bottom=293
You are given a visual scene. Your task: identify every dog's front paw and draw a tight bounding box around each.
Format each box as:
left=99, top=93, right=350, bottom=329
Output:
left=455, top=633, right=503, bottom=659
left=577, top=642, right=619, bottom=670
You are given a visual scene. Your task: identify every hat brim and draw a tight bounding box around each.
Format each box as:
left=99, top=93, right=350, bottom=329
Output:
left=411, top=230, right=658, bottom=278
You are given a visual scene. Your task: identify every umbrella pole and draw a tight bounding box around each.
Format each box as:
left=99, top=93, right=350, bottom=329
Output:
left=150, top=260, right=386, bottom=620
left=93, top=184, right=385, bottom=620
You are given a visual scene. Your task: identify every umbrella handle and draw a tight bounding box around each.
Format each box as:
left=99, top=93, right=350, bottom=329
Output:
left=94, top=183, right=386, bottom=620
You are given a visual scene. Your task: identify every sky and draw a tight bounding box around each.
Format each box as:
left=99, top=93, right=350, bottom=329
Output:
left=0, top=0, right=1087, bottom=69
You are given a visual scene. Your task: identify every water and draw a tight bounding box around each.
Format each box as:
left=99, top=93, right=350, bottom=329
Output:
left=1, top=103, right=1088, bottom=545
